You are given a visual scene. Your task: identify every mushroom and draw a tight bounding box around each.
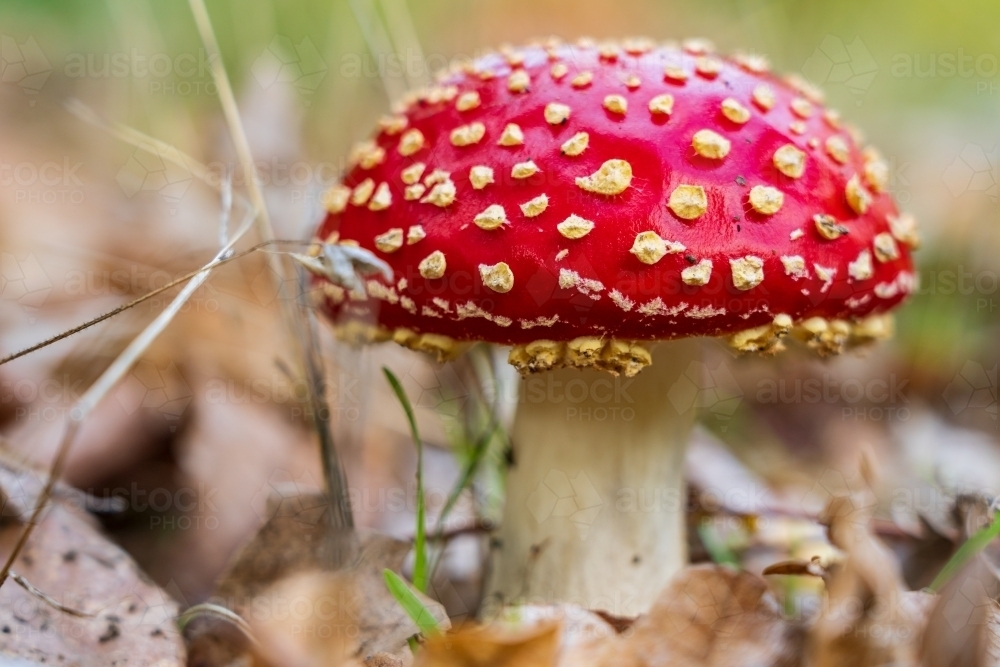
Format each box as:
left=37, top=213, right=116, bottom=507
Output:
left=310, top=38, right=919, bottom=615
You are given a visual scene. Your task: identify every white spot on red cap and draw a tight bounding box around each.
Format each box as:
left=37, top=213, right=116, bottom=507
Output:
left=400, top=163, right=425, bottom=185
left=780, top=255, right=808, bottom=280
left=814, top=213, right=848, bottom=240
left=350, top=178, right=375, bottom=206
left=350, top=140, right=385, bottom=169
left=561, top=132, right=589, bottom=156
left=888, top=213, right=920, bottom=248
left=773, top=144, right=806, bottom=178
left=873, top=232, right=900, bottom=262
left=790, top=97, right=814, bottom=118
left=825, top=135, right=850, bottom=164
left=663, top=64, right=688, bottom=81
left=575, top=159, right=633, bottom=195
left=378, top=115, right=408, bottom=135
left=456, top=91, right=481, bottom=111
left=848, top=249, right=873, bottom=281
left=721, top=98, right=751, bottom=124
left=512, top=160, right=540, bottom=179
left=450, top=122, right=486, bottom=146
left=421, top=180, right=456, bottom=207
left=520, top=194, right=549, bottom=217
left=681, top=259, right=712, bottom=286
left=629, top=231, right=684, bottom=264
left=686, top=305, right=725, bottom=319
left=609, top=289, right=634, bottom=311
left=571, top=71, right=593, bottom=88
left=479, top=262, right=514, bottom=292
left=469, top=166, right=495, bottom=189
left=374, top=228, right=404, bottom=253
left=730, top=256, right=764, bottom=290
left=692, top=129, right=730, bottom=159
left=419, top=251, right=447, bottom=279
left=695, top=56, right=722, bottom=77
left=814, top=264, right=836, bottom=292
left=648, top=94, right=675, bottom=115
left=407, top=225, right=425, bottom=245
left=322, top=184, right=350, bottom=213
left=424, top=168, right=450, bottom=186
left=557, top=214, right=595, bottom=239
left=639, top=298, right=687, bottom=317
left=474, top=204, right=508, bottom=230
left=498, top=123, right=524, bottom=146
left=752, top=84, right=775, bottom=110
left=508, top=70, right=530, bottom=92
left=368, top=182, right=392, bottom=210
left=559, top=268, right=604, bottom=298
left=683, top=38, right=715, bottom=54
left=604, top=94, right=628, bottom=114
left=668, top=184, right=708, bottom=219
left=545, top=102, right=571, bottom=125
left=398, top=129, right=425, bottom=156
left=863, top=148, right=890, bottom=193
left=845, top=174, right=871, bottom=214
left=749, top=185, right=783, bottom=215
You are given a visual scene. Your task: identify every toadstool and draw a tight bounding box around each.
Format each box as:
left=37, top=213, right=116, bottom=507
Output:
left=310, top=37, right=918, bottom=615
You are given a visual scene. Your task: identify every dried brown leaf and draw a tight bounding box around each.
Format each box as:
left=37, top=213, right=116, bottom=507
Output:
left=201, top=492, right=448, bottom=666
left=810, top=495, right=927, bottom=667
left=415, top=621, right=560, bottom=667
left=624, top=565, right=803, bottom=667
left=0, top=500, right=184, bottom=666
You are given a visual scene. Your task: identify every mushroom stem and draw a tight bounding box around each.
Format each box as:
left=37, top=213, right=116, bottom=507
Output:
left=485, top=340, right=699, bottom=617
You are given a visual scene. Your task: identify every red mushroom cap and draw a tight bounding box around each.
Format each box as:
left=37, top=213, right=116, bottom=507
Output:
left=313, top=38, right=918, bottom=374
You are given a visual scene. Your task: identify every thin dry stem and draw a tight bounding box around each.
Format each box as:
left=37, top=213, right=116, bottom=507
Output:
left=0, top=207, right=258, bottom=588
left=9, top=569, right=94, bottom=618
left=188, top=0, right=353, bottom=530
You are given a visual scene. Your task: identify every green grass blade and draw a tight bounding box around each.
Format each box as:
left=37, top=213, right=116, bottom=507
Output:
left=383, top=569, right=440, bottom=636
left=929, top=510, right=1000, bottom=592
left=382, top=367, right=428, bottom=593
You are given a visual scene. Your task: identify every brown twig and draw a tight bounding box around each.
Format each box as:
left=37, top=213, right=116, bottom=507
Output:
left=9, top=569, right=94, bottom=618
left=0, top=240, right=309, bottom=368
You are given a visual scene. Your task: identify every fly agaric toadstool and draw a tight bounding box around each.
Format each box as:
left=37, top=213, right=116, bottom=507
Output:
left=309, top=37, right=918, bottom=615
